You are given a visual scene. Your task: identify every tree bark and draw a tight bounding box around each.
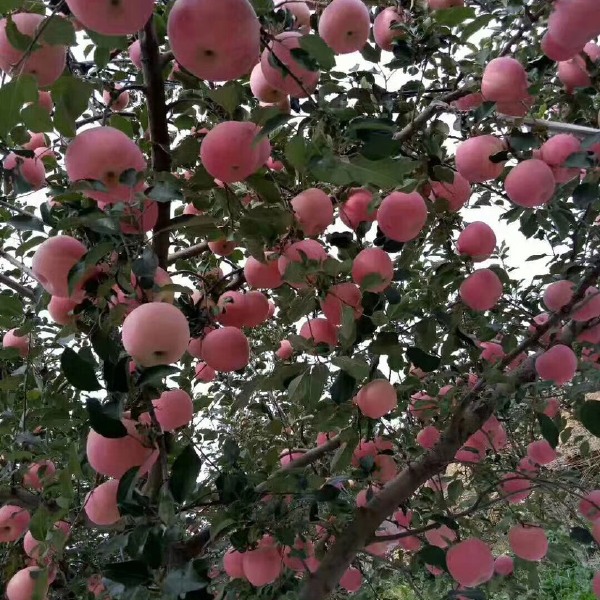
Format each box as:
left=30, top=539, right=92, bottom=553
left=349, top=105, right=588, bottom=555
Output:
left=139, top=17, right=171, bottom=269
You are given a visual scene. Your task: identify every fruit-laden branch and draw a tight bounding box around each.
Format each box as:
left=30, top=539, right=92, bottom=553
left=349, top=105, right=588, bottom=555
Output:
left=392, top=88, right=475, bottom=142
left=0, top=273, right=34, bottom=299
left=299, top=257, right=600, bottom=600
left=139, top=17, right=171, bottom=269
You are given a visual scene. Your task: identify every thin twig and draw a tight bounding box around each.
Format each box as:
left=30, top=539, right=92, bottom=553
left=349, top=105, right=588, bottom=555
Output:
left=0, top=249, right=40, bottom=283
left=392, top=88, right=475, bottom=142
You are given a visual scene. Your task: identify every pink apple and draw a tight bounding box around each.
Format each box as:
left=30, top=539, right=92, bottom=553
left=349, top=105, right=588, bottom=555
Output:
left=459, top=268, right=503, bottom=311
left=201, top=327, right=250, bottom=372
left=318, top=0, right=371, bottom=54
left=260, top=31, right=320, bottom=98
left=167, top=0, right=260, bottom=82
left=291, top=188, right=334, bottom=236
left=65, top=127, right=147, bottom=205
left=65, top=0, right=155, bottom=35
left=84, top=479, right=121, bottom=526
left=2, top=328, right=30, bottom=357
left=377, top=191, right=428, bottom=242
left=122, top=303, right=190, bottom=367
left=351, top=248, right=393, bottom=292
left=455, top=135, right=506, bottom=183
left=0, top=13, right=66, bottom=86
left=0, top=505, right=31, bottom=542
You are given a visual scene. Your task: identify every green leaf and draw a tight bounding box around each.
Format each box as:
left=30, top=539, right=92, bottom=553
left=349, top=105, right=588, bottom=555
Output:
left=137, top=365, right=179, bottom=388
left=573, top=182, right=599, bottom=208
left=299, top=35, right=336, bottom=71
left=255, top=112, right=294, bottom=141
left=330, top=370, right=356, bottom=404
left=0, top=76, right=37, bottom=137
left=29, top=505, right=52, bottom=541
left=243, top=173, right=280, bottom=204
left=41, top=15, right=76, bottom=46
left=0, top=0, right=24, bottom=11
left=434, top=6, right=476, bottom=26
left=0, top=293, right=23, bottom=317
left=61, top=347, right=102, bottom=391
left=289, top=47, right=319, bottom=72
left=508, top=131, right=538, bottom=152
left=86, top=398, right=127, bottom=438
left=360, top=42, right=381, bottom=63
left=461, top=14, right=494, bottom=40
left=170, top=444, right=202, bottom=503
left=21, top=103, right=52, bottom=132
left=406, top=347, right=441, bottom=372
left=172, top=135, right=201, bottom=169
left=86, top=30, right=128, bottom=50
left=432, top=165, right=455, bottom=183
left=52, top=77, right=94, bottom=137
left=371, top=331, right=400, bottom=356
left=104, top=356, right=130, bottom=394
left=285, top=135, right=311, bottom=171
left=564, top=151, right=594, bottom=168
left=331, top=430, right=358, bottom=472
left=416, top=544, right=447, bottom=570
left=162, top=562, right=208, bottom=596
left=8, top=214, right=45, bottom=232
left=5, top=14, right=36, bottom=51
left=537, top=413, right=559, bottom=448
left=331, top=356, right=370, bottom=380
left=581, top=132, right=600, bottom=150
left=251, top=0, right=274, bottom=15
left=147, top=179, right=184, bottom=203
left=103, top=561, right=152, bottom=587
left=309, top=154, right=418, bottom=188
left=288, top=365, right=327, bottom=405
left=580, top=401, right=600, bottom=437
left=117, top=466, right=140, bottom=510
left=208, top=82, right=244, bottom=115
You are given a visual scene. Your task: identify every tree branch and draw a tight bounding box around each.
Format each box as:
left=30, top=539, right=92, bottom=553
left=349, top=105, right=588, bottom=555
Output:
left=299, top=256, right=600, bottom=600
left=255, top=436, right=342, bottom=494
left=0, top=197, right=36, bottom=218
left=497, top=116, right=600, bottom=138
left=392, top=88, right=474, bottom=142
left=140, top=17, right=171, bottom=269
left=0, top=273, right=34, bottom=299
left=0, top=249, right=40, bottom=283
left=167, top=242, right=209, bottom=264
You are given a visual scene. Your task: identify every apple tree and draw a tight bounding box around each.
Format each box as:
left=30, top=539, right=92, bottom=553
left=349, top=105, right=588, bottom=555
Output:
left=1, top=0, right=600, bottom=599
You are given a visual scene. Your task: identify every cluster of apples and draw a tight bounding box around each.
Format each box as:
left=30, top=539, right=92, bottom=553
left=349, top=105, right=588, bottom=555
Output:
left=0, top=462, right=72, bottom=600
left=455, top=122, right=600, bottom=216
left=220, top=533, right=364, bottom=591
